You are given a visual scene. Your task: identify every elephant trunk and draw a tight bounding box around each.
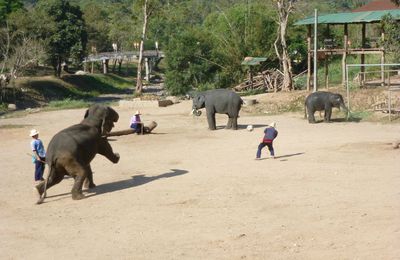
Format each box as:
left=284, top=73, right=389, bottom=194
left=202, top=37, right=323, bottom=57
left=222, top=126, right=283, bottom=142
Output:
left=191, top=108, right=202, bottom=116
left=340, top=103, right=348, bottom=113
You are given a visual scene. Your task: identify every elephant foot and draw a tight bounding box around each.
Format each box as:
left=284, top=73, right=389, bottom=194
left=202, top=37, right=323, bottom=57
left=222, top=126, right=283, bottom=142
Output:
left=112, top=153, right=120, bottom=163
left=72, top=193, right=85, bottom=200
left=35, top=183, right=45, bottom=195
left=83, top=182, right=96, bottom=189
left=34, top=186, right=46, bottom=204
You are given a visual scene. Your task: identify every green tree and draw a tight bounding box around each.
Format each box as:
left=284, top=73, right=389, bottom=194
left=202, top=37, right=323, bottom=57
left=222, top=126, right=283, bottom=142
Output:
left=82, top=3, right=112, bottom=53
left=0, top=0, right=23, bottom=24
left=163, top=1, right=279, bottom=95
left=164, top=28, right=217, bottom=95
left=381, top=14, right=400, bottom=61
left=36, top=0, right=87, bottom=77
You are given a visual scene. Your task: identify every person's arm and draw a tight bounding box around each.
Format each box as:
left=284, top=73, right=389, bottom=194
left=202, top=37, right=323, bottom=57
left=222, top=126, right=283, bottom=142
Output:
left=32, top=141, right=40, bottom=160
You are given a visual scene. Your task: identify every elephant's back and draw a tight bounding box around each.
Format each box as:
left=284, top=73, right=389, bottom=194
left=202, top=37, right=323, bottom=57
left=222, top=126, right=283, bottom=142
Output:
left=207, top=89, right=241, bottom=103
left=305, top=91, right=328, bottom=103
left=47, top=124, right=99, bottom=156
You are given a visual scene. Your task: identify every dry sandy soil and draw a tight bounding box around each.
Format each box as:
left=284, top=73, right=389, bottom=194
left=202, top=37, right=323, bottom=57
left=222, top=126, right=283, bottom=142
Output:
left=1, top=98, right=399, bottom=260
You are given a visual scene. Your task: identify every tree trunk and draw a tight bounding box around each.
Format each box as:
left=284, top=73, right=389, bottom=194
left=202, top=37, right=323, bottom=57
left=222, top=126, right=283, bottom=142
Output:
left=136, top=0, right=149, bottom=95
left=274, top=0, right=295, bottom=91
left=56, top=57, right=62, bottom=78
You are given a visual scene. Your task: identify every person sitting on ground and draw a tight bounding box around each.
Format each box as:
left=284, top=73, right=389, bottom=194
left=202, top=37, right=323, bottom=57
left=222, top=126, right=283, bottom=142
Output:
left=130, top=110, right=143, bottom=134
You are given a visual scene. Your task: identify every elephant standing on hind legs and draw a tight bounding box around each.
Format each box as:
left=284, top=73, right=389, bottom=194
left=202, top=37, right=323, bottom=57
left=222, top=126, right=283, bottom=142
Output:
left=304, top=91, right=348, bottom=123
left=191, top=89, right=243, bottom=130
left=35, top=104, right=120, bottom=204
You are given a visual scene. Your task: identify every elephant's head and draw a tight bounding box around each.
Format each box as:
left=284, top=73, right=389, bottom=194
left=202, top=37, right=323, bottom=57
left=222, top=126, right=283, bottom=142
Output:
left=330, top=93, right=348, bottom=112
left=191, top=93, right=205, bottom=116
left=83, top=104, right=119, bottom=135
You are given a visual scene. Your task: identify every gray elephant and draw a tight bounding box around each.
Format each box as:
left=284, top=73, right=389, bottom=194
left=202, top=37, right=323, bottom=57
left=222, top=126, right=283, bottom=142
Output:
left=304, top=91, right=348, bottom=123
left=35, top=104, right=120, bottom=204
left=192, top=89, right=243, bottom=130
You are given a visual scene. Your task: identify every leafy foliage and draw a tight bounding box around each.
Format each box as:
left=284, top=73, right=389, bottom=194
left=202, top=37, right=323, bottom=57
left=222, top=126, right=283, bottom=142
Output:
left=35, top=0, right=87, bottom=77
left=0, top=0, right=23, bottom=24
left=381, top=14, right=400, bottom=61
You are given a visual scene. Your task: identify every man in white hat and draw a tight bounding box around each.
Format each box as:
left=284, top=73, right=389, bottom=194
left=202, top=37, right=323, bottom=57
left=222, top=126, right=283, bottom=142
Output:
left=129, top=110, right=143, bottom=134
left=256, top=122, right=278, bottom=159
left=30, top=129, right=46, bottom=183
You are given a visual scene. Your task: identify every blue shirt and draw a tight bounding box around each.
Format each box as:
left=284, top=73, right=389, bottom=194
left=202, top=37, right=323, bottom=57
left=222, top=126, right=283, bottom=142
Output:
left=262, top=127, right=278, bottom=143
left=31, top=139, right=46, bottom=158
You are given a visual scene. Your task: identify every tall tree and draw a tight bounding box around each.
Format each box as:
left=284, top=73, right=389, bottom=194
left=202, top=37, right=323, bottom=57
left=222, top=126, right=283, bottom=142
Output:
left=37, top=0, right=87, bottom=77
left=273, top=0, right=297, bottom=91
left=0, top=0, right=23, bottom=25
left=391, top=0, right=400, bottom=6
left=135, top=0, right=164, bottom=95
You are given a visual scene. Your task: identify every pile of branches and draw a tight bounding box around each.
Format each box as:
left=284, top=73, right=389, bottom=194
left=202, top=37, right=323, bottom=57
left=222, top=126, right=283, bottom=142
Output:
left=233, top=69, right=284, bottom=92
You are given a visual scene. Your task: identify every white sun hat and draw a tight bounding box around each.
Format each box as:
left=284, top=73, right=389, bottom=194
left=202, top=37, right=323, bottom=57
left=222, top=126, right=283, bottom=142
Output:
left=30, top=129, right=39, bottom=137
left=135, top=110, right=141, bottom=115
left=269, top=122, right=276, bottom=128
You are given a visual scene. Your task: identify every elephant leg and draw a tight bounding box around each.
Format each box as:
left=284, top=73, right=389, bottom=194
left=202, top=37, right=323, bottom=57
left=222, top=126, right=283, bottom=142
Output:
left=64, top=160, right=87, bottom=200
left=71, top=175, right=86, bottom=200
left=98, top=138, right=120, bottom=163
left=231, top=117, right=238, bottom=130
left=207, top=112, right=216, bottom=130
left=35, top=166, right=66, bottom=196
left=226, top=118, right=233, bottom=129
left=83, top=165, right=96, bottom=189
left=308, top=110, right=316, bottom=123
left=324, top=106, right=332, bottom=122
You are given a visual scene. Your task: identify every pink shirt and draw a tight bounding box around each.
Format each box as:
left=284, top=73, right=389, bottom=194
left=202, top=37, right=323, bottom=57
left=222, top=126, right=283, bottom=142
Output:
left=130, top=115, right=141, bottom=125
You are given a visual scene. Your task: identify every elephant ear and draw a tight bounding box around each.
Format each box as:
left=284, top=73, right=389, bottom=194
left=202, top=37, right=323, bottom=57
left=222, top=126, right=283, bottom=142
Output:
left=100, top=107, right=119, bottom=135
left=196, top=94, right=206, bottom=108
left=84, top=109, right=89, bottom=118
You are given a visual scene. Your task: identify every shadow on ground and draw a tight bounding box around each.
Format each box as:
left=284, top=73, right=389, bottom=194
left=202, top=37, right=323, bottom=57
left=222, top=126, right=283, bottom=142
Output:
left=42, top=169, right=188, bottom=202
left=87, top=169, right=188, bottom=197
left=215, top=124, right=269, bottom=130
left=311, top=117, right=361, bottom=123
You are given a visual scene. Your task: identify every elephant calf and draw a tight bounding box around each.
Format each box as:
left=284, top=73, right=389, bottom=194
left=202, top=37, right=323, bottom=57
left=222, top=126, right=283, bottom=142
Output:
left=35, top=104, right=120, bottom=204
left=304, top=91, right=348, bottom=123
left=191, top=89, right=243, bottom=130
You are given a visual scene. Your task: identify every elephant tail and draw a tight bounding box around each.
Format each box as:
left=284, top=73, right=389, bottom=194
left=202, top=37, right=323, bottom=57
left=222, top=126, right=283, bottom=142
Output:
left=36, top=160, right=55, bottom=204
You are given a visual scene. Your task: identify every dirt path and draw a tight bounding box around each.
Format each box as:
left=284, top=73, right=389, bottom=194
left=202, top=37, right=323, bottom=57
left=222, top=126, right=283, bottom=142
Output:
left=1, top=100, right=399, bottom=259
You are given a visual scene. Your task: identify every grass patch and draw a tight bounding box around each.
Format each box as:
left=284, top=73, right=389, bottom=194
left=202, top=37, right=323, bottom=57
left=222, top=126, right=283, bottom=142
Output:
left=347, top=110, right=373, bottom=121
left=46, top=98, right=92, bottom=110
left=0, top=124, right=29, bottom=129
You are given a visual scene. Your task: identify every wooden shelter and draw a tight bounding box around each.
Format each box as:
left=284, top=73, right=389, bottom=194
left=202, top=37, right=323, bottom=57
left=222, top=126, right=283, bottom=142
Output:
left=295, top=1, right=400, bottom=90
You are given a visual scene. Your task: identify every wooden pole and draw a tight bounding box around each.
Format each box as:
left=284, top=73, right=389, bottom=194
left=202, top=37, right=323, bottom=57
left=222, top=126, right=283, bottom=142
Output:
left=102, top=59, right=109, bottom=74
left=313, top=9, right=318, bottom=92
left=325, top=56, right=329, bottom=90
left=325, top=24, right=329, bottom=89
left=342, top=24, right=348, bottom=87
left=307, top=25, right=312, bottom=91
left=360, top=23, right=366, bottom=87
left=381, top=30, right=385, bottom=87
left=145, top=57, right=149, bottom=81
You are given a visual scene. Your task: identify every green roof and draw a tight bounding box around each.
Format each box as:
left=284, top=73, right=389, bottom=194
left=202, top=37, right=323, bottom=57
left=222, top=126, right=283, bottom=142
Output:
left=295, top=9, right=400, bottom=25
left=241, top=57, right=267, bottom=66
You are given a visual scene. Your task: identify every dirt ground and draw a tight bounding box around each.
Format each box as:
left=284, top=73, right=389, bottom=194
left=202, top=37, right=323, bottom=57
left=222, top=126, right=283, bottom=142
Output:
left=1, top=98, right=400, bottom=260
